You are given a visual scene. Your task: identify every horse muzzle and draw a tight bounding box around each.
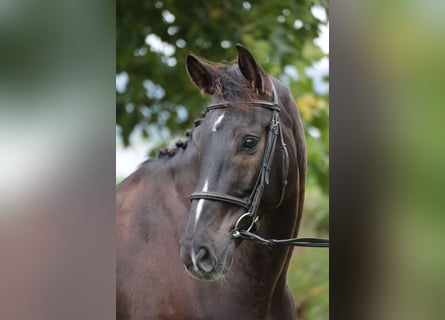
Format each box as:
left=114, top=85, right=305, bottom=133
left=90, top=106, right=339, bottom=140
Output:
left=179, top=237, right=235, bottom=281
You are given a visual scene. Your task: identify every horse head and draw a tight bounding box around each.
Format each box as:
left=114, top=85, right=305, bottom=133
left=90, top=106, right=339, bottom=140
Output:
left=179, top=45, right=300, bottom=281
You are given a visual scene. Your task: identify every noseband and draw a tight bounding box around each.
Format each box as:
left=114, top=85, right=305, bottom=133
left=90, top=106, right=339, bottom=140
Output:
left=190, top=82, right=289, bottom=233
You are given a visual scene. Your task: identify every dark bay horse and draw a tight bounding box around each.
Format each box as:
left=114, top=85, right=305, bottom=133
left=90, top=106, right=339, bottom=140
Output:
left=117, top=44, right=306, bottom=319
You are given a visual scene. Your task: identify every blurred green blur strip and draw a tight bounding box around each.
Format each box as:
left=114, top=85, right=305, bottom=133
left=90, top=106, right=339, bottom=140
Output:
left=342, top=0, right=445, bottom=319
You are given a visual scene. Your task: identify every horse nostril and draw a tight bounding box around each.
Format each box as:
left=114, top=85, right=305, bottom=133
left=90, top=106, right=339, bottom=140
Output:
left=195, top=247, right=214, bottom=273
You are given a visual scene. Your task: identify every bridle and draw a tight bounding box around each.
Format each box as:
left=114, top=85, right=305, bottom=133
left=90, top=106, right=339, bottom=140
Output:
left=190, top=82, right=286, bottom=229
left=190, top=81, right=329, bottom=248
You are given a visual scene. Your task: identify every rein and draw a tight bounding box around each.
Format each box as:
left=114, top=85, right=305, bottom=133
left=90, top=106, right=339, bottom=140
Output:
left=234, top=230, right=330, bottom=248
left=190, top=81, right=329, bottom=248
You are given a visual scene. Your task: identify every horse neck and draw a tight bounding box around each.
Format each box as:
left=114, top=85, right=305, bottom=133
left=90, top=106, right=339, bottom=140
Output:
left=255, top=176, right=301, bottom=271
left=231, top=194, right=299, bottom=314
left=237, top=150, right=301, bottom=284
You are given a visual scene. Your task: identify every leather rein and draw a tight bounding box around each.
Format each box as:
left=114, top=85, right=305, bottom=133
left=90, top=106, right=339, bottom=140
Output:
left=190, top=82, right=329, bottom=248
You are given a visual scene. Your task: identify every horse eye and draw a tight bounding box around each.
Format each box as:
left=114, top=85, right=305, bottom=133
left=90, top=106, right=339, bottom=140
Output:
left=242, top=136, right=258, bottom=151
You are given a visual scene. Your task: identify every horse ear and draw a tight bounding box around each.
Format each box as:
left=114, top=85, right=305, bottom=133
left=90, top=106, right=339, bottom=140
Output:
left=236, top=44, right=270, bottom=96
left=186, top=54, right=215, bottom=95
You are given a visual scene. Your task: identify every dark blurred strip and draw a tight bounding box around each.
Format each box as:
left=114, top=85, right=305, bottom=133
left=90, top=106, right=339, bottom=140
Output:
left=330, top=1, right=383, bottom=319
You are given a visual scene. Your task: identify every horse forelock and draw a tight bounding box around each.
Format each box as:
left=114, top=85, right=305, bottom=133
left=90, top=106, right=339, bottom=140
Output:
left=212, top=64, right=259, bottom=104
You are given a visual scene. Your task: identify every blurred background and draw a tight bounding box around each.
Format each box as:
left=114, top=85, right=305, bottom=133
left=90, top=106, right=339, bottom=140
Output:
left=117, top=1, right=329, bottom=319
left=0, top=1, right=115, bottom=320
left=329, top=1, right=445, bottom=319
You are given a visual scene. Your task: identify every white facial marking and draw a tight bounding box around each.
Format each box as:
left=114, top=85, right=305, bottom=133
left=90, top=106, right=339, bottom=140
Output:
left=212, top=112, right=225, bottom=132
left=192, top=247, right=199, bottom=272
left=194, top=180, right=209, bottom=229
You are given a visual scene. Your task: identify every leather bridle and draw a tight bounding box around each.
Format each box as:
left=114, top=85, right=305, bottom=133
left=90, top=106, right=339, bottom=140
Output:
left=190, top=81, right=329, bottom=248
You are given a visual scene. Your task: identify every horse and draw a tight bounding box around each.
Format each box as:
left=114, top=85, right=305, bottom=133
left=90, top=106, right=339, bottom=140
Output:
left=116, top=44, right=306, bottom=320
